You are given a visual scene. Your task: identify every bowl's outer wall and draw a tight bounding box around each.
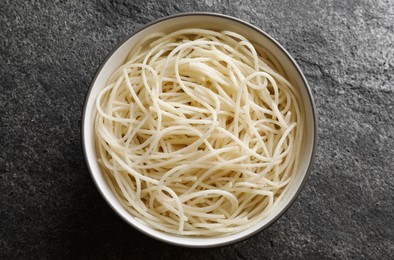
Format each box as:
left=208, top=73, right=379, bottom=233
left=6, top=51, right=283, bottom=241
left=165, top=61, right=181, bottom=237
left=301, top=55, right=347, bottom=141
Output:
left=82, top=12, right=317, bottom=248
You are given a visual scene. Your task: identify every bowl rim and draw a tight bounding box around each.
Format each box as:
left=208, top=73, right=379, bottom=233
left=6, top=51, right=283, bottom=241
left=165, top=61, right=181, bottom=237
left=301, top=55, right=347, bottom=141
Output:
left=81, top=12, right=318, bottom=248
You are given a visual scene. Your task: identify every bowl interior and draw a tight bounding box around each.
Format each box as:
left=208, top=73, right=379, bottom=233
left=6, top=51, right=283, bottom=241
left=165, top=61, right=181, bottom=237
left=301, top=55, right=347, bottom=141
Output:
left=83, top=14, right=316, bottom=247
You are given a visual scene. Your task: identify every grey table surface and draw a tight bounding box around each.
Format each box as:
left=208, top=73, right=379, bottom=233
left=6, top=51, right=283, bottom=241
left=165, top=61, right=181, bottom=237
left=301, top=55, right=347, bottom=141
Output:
left=1, top=0, right=393, bottom=259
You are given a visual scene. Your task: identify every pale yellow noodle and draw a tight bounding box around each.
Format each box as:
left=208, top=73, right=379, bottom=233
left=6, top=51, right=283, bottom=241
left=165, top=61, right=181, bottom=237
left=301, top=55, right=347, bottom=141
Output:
left=94, top=29, right=304, bottom=236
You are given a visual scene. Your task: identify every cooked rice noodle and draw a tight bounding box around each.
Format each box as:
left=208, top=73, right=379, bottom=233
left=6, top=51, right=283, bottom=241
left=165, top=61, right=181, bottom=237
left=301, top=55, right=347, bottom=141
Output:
left=95, top=29, right=304, bottom=236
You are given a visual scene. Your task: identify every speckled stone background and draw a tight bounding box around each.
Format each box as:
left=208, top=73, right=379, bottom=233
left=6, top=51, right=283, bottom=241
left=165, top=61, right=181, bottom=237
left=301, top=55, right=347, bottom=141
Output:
left=1, top=0, right=393, bottom=259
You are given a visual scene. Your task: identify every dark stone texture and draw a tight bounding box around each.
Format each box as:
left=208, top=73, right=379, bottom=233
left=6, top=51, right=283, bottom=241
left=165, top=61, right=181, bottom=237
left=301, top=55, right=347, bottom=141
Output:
left=1, top=0, right=393, bottom=259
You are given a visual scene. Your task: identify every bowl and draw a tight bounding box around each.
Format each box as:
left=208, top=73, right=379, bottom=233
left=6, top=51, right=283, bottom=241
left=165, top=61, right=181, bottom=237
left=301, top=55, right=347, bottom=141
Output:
left=82, top=12, right=317, bottom=248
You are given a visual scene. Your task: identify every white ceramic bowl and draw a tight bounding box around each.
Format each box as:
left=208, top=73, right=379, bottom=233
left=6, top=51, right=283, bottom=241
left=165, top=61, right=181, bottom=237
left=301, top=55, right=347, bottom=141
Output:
left=82, top=12, right=317, bottom=248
